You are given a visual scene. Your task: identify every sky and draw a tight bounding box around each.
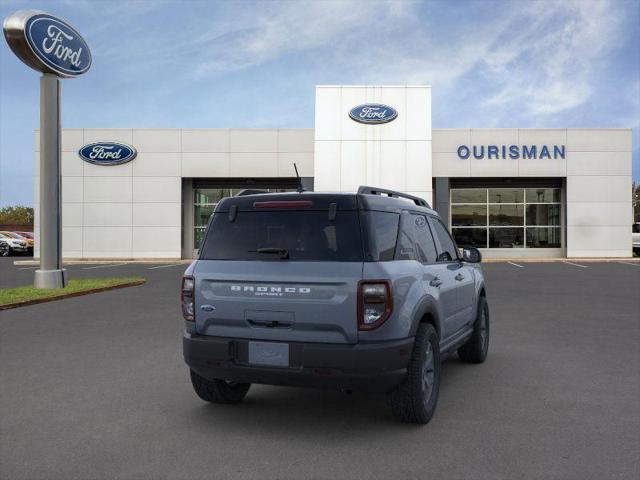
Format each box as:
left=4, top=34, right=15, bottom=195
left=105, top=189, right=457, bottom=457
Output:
left=0, top=0, right=638, bottom=206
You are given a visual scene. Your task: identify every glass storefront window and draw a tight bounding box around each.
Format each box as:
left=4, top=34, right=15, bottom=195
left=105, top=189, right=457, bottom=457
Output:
left=451, top=205, right=487, bottom=226
left=451, top=189, right=486, bottom=203
left=489, top=188, right=523, bottom=203
left=489, top=204, right=524, bottom=226
left=526, top=188, right=561, bottom=203
left=450, top=186, right=562, bottom=249
left=452, top=228, right=487, bottom=248
left=489, top=228, right=524, bottom=248
left=526, top=204, right=561, bottom=226
left=526, top=227, right=561, bottom=248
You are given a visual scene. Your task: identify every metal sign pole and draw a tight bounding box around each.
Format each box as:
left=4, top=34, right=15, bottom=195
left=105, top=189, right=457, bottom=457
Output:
left=4, top=9, right=91, bottom=289
left=34, top=73, right=66, bottom=288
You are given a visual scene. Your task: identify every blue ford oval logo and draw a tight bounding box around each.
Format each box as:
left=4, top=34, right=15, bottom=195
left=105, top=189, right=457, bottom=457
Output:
left=79, top=142, right=137, bottom=166
left=24, top=13, right=91, bottom=77
left=349, top=104, right=398, bottom=124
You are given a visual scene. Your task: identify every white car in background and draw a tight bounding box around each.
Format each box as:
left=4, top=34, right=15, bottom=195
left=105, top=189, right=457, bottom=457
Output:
left=633, top=223, right=640, bottom=256
left=0, top=232, right=28, bottom=255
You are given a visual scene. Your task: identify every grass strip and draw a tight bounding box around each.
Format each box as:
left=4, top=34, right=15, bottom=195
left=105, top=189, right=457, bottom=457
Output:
left=0, top=277, right=145, bottom=310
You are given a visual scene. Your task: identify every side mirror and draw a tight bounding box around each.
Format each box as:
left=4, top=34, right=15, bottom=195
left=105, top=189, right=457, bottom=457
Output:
left=462, top=247, right=482, bottom=263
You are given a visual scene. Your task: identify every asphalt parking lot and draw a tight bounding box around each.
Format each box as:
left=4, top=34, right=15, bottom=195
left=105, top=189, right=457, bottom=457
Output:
left=1, top=258, right=639, bottom=479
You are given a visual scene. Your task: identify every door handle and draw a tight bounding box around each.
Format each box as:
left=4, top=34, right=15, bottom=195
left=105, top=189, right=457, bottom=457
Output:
left=455, top=273, right=465, bottom=281
left=429, top=277, right=442, bottom=287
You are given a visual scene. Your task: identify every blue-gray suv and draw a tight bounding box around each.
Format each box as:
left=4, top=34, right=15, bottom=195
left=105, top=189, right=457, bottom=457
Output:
left=182, top=186, right=489, bottom=424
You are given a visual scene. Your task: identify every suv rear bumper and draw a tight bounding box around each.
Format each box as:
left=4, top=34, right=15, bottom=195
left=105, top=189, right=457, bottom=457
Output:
left=183, top=332, right=413, bottom=393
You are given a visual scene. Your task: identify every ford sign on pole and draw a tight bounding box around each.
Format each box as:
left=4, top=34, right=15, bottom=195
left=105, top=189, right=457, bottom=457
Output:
left=4, top=10, right=91, bottom=288
left=79, top=142, right=138, bottom=166
left=349, top=104, right=398, bottom=124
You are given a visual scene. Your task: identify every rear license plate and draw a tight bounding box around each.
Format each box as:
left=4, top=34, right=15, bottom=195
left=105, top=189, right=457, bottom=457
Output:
left=248, top=341, right=289, bottom=367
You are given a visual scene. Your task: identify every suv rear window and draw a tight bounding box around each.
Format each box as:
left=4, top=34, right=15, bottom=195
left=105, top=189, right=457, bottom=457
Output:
left=200, top=211, right=363, bottom=261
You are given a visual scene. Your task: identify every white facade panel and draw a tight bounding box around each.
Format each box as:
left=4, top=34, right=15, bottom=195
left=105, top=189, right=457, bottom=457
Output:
left=131, top=153, right=181, bottom=177
left=566, top=176, right=632, bottom=203
left=313, top=141, right=341, bottom=191
left=567, top=202, right=632, bottom=227
left=277, top=129, right=315, bottom=152
left=62, top=227, right=83, bottom=253
left=83, top=159, right=132, bottom=177
left=132, top=227, right=181, bottom=255
left=132, top=129, right=181, bottom=153
left=470, top=128, right=518, bottom=146
left=518, top=156, right=566, bottom=177
left=83, top=129, right=133, bottom=145
left=83, top=226, right=133, bottom=256
left=518, top=129, right=567, bottom=147
left=432, top=129, right=471, bottom=153
left=181, top=153, right=229, bottom=177
left=314, top=88, right=342, bottom=141
left=61, top=129, right=84, bottom=152
left=132, top=177, right=181, bottom=203
left=314, top=85, right=432, bottom=202
left=62, top=203, right=83, bottom=227
left=133, top=204, right=181, bottom=227
left=83, top=177, right=131, bottom=203
left=229, top=130, right=278, bottom=152
left=229, top=152, right=278, bottom=177
left=83, top=203, right=132, bottom=227
left=566, top=151, right=631, bottom=176
left=277, top=152, right=313, bottom=177
left=181, top=129, right=229, bottom=152
left=567, top=129, right=632, bottom=152
left=61, top=151, right=84, bottom=176
left=406, top=87, right=431, bottom=141
left=62, top=177, right=84, bottom=203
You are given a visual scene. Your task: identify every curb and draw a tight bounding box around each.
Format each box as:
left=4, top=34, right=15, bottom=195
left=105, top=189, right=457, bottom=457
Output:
left=13, top=259, right=191, bottom=266
left=0, top=279, right=146, bottom=311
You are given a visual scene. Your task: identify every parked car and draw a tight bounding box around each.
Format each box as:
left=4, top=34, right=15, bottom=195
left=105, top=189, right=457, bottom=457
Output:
left=633, top=222, right=640, bottom=256
left=0, top=232, right=29, bottom=255
left=182, top=186, right=489, bottom=424
left=0, top=239, right=9, bottom=257
left=5, top=231, right=34, bottom=249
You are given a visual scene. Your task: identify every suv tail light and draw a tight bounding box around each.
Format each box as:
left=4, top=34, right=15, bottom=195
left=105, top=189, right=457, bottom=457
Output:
left=181, top=276, right=195, bottom=321
left=358, top=280, right=393, bottom=330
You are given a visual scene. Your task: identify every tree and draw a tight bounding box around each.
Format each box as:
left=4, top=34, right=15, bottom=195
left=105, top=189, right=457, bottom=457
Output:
left=0, top=206, right=34, bottom=225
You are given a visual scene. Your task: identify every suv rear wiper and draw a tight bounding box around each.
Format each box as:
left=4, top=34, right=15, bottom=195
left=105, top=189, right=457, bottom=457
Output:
left=249, top=247, right=290, bottom=259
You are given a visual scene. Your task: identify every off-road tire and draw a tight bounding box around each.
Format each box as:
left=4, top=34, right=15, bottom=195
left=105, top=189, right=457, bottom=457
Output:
left=387, top=323, right=441, bottom=424
left=458, top=296, right=490, bottom=364
left=190, top=370, right=251, bottom=404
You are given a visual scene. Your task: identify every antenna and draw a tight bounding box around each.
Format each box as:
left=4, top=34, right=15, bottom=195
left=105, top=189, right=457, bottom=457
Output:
left=293, top=163, right=304, bottom=193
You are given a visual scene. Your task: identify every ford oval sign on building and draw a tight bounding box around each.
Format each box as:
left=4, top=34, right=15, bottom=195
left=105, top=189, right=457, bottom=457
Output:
left=3, top=10, right=91, bottom=77
left=79, top=142, right=137, bottom=166
left=349, top=104, right=398, bottom=124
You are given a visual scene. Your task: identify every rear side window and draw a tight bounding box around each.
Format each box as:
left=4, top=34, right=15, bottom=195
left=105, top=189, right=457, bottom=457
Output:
left=361, top=211, right=399, bottom=261
left=412, top=214, right=438, bottom=263
left=200, top=211, right=363, bottom=261
left=430, top=218, right=459, bottom=262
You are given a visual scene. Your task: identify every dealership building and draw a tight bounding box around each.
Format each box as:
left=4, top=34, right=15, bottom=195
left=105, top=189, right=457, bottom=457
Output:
left=33, top=85, right=634, bottom=259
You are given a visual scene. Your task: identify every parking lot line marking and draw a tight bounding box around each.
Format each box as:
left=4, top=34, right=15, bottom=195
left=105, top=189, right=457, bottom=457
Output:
left=147, top=263, right=184, bottom=270
left=507, top=261, right=524, bottom=268
left=564, top=261, right=588, bottom=268
left=618, top=261, right=640, bottom=267
left=82, top=263, right=128, bottom=270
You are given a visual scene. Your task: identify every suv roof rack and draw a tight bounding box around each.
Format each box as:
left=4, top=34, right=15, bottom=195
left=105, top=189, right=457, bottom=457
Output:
left=357, top=186, right=430, bottom=208
left=235, top=189, right=269, bottom=196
